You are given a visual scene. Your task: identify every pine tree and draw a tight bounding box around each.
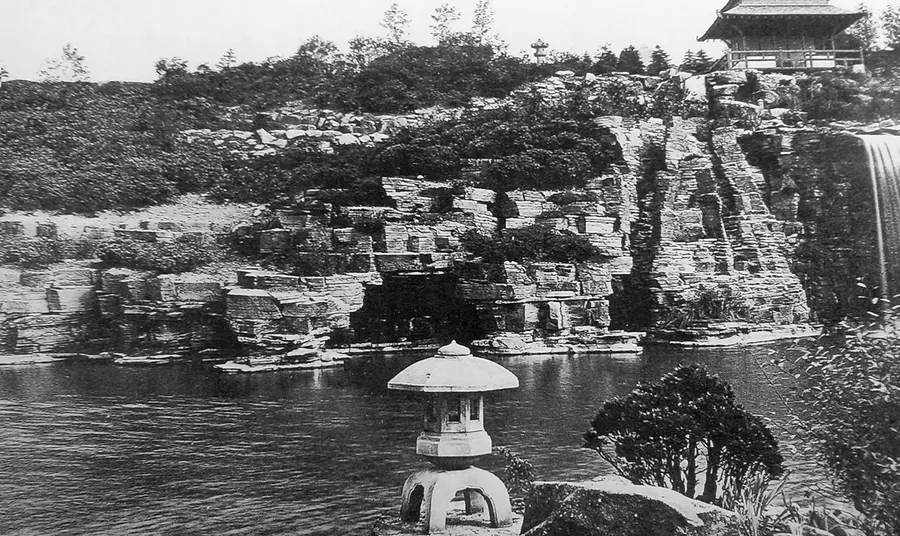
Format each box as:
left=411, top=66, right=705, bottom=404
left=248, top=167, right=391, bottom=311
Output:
left=647, top=45, right=671, bottom=76
left=844, top=3, right=878, bottom=53
left=592, top=46, right=619, bottom=74
left=216, top=49, right=237, bottom=71
left=681, top=50, right=697, bottom=71
left=883, top=4, right=900, bottom=49
left=617, top=45, right=645, bottom=75
left=694, top=50, right=714, bottom=73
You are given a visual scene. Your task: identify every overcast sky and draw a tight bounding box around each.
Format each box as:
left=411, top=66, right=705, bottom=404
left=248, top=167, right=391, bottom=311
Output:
left=0, top=0, right=881, bottom=82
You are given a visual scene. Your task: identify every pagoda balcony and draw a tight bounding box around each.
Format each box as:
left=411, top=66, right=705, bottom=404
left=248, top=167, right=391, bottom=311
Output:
left=726, top=48, right=864, bottom=70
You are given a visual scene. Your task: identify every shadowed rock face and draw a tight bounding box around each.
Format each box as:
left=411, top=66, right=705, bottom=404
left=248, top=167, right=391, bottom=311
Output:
left=521, top=477, right=739, bottom=536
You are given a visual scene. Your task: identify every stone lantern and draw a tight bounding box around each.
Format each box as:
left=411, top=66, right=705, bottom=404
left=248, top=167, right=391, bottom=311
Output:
left=388, top=341, right=519, bottom=533
left=531, top=39, right=548, bottom=64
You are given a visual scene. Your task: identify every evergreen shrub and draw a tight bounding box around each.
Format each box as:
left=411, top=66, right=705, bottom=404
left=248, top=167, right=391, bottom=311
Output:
left=459, top=225, right=600, bottom=264
left=584, top=364, right=784, bottom=503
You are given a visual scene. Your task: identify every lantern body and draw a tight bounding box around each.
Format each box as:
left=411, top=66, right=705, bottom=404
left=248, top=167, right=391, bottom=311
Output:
left=418, top=394, right=488, bottom=469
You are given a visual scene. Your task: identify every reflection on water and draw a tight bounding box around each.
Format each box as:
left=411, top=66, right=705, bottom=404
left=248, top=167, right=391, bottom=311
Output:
left=0, top=343, right=822, bottom=535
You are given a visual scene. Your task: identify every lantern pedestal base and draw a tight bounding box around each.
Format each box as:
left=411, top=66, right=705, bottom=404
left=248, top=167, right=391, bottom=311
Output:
left=399, top=466, right=513, bottom=533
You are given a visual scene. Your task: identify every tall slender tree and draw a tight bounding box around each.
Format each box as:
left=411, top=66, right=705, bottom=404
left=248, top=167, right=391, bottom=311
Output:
left=216, top=49, right=237, bottom=71
left=38, top=43, right=90, bottom=82
left=681, top=50, right=697, bottom=71
left=430, top=3, right=461, bottom=44
left=381, top=3, right=411, bottom=47
left=647, top=45, right=672, bottom=76
left=471, top=0, right=500, bottom=47
left=882, top=4, right=900, bottom=49
left=844, top=3, right=878, bottom=53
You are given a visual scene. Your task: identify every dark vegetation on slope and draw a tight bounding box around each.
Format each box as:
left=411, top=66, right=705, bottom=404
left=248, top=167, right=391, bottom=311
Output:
left=0, top=76, right=624, bottom=213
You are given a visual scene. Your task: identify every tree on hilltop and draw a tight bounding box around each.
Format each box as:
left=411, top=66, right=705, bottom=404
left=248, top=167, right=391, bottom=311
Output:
left=430, top=3, right=461, bottom=44
left=647, top=45, right=671, bottom=76
left=694, top=50, right=714, bottom=72
left=592, top=46, right=619, bottom=74
left=38, top=43, right=90, bottom=82
left=882, top=4, right=900, bottom=50
left=842, top=3, right=878, bottom=53
left=471, top=0, right=502, bottom=48
left=681, top=50, right=696, bottom=71
left=681, top=49, right=713, bottom=73
left=617, top=46, right=645, bottom=74
left=381, top=3, right=411, bottom=48
left=347, top=35, right=387, bottom=70
left=216, top=49, right=237, bottom=71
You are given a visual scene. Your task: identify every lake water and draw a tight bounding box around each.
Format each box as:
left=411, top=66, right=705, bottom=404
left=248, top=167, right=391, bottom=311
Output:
left=0, top=343, right=828, bottom=536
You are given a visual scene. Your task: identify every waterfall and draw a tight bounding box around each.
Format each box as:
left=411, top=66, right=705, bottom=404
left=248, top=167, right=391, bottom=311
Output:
left=859, top=135, right=900, bottom=303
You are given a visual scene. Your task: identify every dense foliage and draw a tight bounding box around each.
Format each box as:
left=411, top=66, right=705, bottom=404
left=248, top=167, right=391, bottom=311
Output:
left=785, top=317, right=900, bottom=535
left=0, top=234, right=96, bottom=268
left=97, top=235, right=223, bottom=273
left=0, top=81, right=224, bottom=213
left=662, top=285, right=752, bottom=328
left=377, top=104, right=620, bottom=191
left=459, top=225, right=601, bottom=264
left=584, top=364, right=784, bottom=504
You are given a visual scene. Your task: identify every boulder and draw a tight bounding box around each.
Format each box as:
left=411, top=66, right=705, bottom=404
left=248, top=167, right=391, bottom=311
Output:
left=256, top=129, right=276, bottom=145
left=521, top=477, right=739, bottom=536
left=715, top=100, right=761, bottom=129
left=336, top=133, right=361, bottom=145
left=683, top=75, right=708, bottom=104
left=711, top=84, right=740, bottom=97
left=711, top=70, right=747, bottom=86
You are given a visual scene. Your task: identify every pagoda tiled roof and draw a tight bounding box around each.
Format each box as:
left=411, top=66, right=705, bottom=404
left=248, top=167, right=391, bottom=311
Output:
left=724, top=0, right=860, bottom=16
left=701, top=0, right=864, bottom=41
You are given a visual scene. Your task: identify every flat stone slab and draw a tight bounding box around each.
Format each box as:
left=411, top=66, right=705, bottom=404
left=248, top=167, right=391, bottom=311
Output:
left=0, top=354, right=59, bottom=366
left=372, top=509, right=523, bottom=536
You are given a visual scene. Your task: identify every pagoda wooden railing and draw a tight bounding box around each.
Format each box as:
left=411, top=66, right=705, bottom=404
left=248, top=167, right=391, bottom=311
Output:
left=726, top=49, right=864, bottom=70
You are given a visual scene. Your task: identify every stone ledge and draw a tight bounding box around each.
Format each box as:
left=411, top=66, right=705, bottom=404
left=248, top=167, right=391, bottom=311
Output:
left=372, top=509, right=523, bottom=536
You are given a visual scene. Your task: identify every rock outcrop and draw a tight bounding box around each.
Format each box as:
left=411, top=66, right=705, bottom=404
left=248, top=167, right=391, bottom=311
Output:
left=521, top=477, right=739, bottom=536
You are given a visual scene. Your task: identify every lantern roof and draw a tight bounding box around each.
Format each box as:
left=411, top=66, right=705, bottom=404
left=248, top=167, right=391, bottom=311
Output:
left=387, top=341, right=520, bottom=393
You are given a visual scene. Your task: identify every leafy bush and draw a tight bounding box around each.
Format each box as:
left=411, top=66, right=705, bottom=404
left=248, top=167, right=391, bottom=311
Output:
left=584, top=364, right=784, bottom=503
left=663, top=285, right=751, bottom=328
left=460, top=225, right=600, bottom=264
left=788, top=318, right=900, bottom=535
left=547, top=190, right=599, bottom=206
left=97, top=234, right=222, bottom=273
left=496, top=446, right=536, bottom=495
left=0, top=235, right=97, bottom=268
left=376, top=105, right=619, bottom=191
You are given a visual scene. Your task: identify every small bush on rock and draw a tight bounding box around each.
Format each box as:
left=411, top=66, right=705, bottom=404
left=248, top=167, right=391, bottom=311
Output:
left=97, top=234, right=221, bottom=273
left=460, top=225, right=600, bottom=264
left=0, top=236, right=98, bottom=268
left=584, top=364, right=784, bottom=504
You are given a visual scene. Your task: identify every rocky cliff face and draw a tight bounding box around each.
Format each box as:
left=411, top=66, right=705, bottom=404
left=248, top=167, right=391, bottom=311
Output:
left=2, top=69, right=853, bottom=358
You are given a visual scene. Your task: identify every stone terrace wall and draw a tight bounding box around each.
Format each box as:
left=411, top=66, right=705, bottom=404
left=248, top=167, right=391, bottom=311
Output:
left=0, top=264, right=103, bottom=354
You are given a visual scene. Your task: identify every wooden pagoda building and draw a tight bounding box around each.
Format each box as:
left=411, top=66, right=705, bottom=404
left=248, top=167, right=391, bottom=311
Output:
left=700, top=0, right=865, bottom=70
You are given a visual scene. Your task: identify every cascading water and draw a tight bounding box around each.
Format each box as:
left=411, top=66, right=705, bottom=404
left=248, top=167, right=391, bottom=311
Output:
left=859, top=135, right=900, bottom=303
